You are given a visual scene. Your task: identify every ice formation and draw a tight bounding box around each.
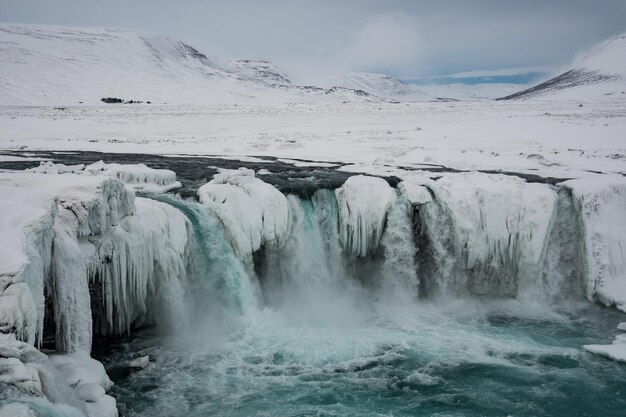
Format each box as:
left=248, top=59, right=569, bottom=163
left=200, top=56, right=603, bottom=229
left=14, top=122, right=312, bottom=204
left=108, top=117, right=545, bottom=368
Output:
left=564, top=176, right=626, bottom=310
left=0, top=333, right=114, bottom=417
left=433, top=173, right=557, bottom=297
left=198, top=168, right=291, bottom=258
left=94, top=197, right=191, bottom=335
left=584, top=322, right=626, bottom=363
left=335, top=175, right=396, bottom=257
left=409, top=173, right=559, bottom=299
left=0, top=173, right=135, bottom=347
left=47, top=350, right=118, bottom=417
left=28, top=160, right=182, bottom=193
left=0, top=169, right=193, bottom=416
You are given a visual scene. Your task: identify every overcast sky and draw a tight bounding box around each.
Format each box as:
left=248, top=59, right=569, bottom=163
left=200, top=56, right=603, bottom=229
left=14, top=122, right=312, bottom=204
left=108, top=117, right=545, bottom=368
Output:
left=3, top=0, right=626, bottom=77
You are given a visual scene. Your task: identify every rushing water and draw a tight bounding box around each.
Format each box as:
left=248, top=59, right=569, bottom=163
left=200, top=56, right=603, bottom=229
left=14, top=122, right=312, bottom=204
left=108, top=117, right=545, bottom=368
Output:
left=97, top=300, right=626, bottom=417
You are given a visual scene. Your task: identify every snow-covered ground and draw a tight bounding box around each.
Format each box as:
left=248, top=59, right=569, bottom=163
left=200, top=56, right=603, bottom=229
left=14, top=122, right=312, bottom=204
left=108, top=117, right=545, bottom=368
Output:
left=1, top=24, right=624, bottom=180
left=1, top=98, right=624, bottom=178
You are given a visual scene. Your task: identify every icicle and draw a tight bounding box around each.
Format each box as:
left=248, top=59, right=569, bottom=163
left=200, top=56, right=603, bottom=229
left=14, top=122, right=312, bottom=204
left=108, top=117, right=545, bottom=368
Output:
left=50, top=203, right=93, bottom=352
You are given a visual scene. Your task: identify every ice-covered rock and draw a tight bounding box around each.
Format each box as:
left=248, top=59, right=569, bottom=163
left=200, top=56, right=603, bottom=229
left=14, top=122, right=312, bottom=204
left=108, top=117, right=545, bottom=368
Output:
left=48, top=350, right=117, bottom=417
left=128, top=355, right=149, bottom=369
left=85, top=394, right=118, bottom=417
left=335, top=175, right=396, bottom=257
left=563, top=176, right=626, bottom=311
left=198, top=168, right=291, bottom=258
left=76, top=383, right=106, bottom=402
left=0, top=357, right=43, bottom=396
left=0, top=403, right=36, bottom=417
left=27, top=160, right=182, bottom=194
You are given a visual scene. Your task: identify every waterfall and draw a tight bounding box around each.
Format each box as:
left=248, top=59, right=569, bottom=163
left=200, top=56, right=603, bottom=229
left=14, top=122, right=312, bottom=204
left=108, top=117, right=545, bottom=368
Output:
left=379, top=194, right=419, bottom=302
left=255, top=191, right=354, bottom=309
left=414, top=188, right=465, bottom=299
left=150, top=194, right=258, bottom=317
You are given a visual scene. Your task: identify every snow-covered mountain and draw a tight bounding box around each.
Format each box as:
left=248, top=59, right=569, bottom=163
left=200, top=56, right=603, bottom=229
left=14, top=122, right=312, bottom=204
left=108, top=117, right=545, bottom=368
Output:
left=500, top=33, right=626, bottom=100
left=0, top=23, right=434, bottom=105
left=227, top=60, right=293, bottom=86
left=291, top=71, right=430, bottom=102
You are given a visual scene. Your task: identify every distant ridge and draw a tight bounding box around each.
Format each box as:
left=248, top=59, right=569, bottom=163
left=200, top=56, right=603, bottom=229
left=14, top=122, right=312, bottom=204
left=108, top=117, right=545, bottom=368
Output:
left=499, top=33, right=626, bottom=100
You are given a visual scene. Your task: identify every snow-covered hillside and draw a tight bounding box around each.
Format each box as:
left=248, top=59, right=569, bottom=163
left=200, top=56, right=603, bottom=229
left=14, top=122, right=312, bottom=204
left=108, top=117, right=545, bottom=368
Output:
left=0, top=24, right=435, bottom=105
left=501, top=33, right=626, bottom=100
left=292, top=71, right=431, bottom=102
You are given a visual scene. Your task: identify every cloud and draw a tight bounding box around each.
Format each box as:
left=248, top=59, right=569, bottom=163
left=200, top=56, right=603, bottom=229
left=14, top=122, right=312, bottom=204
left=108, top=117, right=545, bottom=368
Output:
left=343, top=12, right=421, bottom=75
left=2, top=0, right=626, bottom=77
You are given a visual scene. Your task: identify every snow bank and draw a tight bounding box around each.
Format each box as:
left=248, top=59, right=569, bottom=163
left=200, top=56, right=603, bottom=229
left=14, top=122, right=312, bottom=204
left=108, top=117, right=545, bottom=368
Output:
left=28, top=160, right=182, bottom=193
left=198, top=168, right=291, bottom=258
left=335, top=175, right=396, bottom=257
left=563, top=176, right=626, bottom=311
left=48, top=350, right=118, bottom=417
left=426, top=173, right=557, bottom=297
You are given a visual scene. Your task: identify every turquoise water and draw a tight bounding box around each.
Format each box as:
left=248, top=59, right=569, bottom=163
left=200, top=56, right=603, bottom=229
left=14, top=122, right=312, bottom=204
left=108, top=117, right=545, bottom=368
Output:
left=97, top=299, right=626, bottom=417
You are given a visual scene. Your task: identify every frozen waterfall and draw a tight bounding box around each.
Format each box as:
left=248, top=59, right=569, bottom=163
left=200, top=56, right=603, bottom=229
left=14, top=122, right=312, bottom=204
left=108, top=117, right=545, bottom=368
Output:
left=2, top=162, right=626, bottom=416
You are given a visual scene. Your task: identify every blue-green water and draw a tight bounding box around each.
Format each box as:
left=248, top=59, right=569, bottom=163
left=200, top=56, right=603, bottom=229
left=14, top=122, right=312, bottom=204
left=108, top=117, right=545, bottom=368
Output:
left=98, top=299, right=626, bottom=417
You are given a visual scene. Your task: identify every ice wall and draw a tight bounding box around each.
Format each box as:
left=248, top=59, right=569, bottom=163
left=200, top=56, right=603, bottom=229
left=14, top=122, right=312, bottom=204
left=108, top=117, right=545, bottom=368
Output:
left=0, top=171, right=192, bottom=347
left=0, top=169, right=193, bottom=417
left=28, top=160, right=182, bottom=194
left=564, top=176, right=626, bottom=311
left=335, top=175, right=396, bottom=257
left=408, top=173, right=559, bottom=299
